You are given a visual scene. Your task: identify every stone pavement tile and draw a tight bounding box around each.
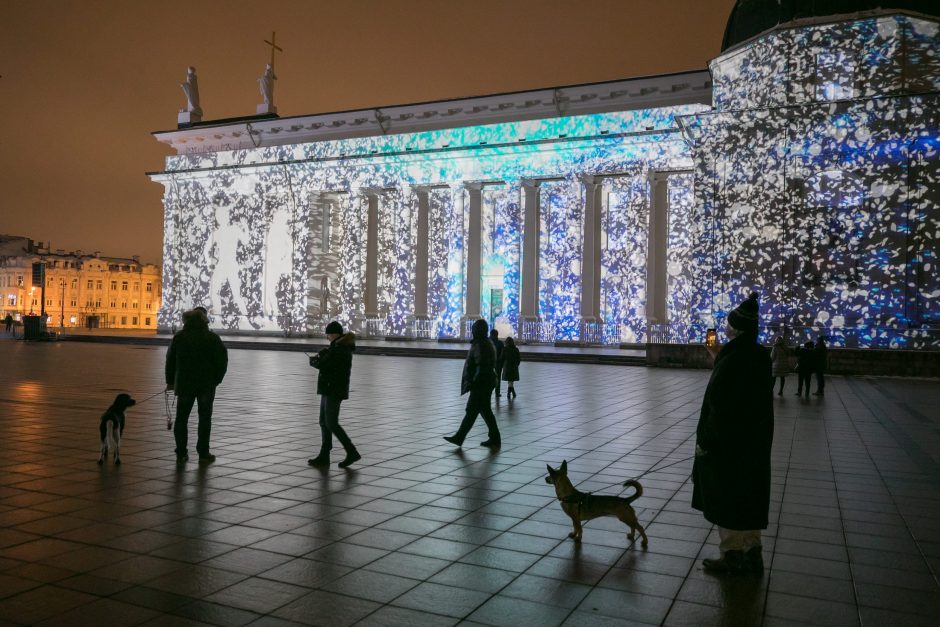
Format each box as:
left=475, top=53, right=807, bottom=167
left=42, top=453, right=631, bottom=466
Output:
left=500, top=573, right=592, bottom=608
left=172, top=600, right=262, bottom=626
left=763, top=591, right=859, bottom=626
left=391, top=581, right=492, bottom=618
left=428, top=562, right=516, bottom=594
left=321, top=568, right=421, bottom=603
left=577, top=587, right=673, bottom=624
left=0, top=585, right=97, bottom=624
left=146, top=564, right=249, bottom=597
left=467, top=595, right=571, bottom=627
left=201, top=546, right=295, bottom=576
left=272, top=590, right=380, bottom=626
left=34, top=597, right=159, bottom=626
left=355, top=605, right=458, bottom=626
left=663, top=600, right=763, bottom=626
left=205, top=576, right=310, bottom=614
left=362, top=551, right=451, bottom=580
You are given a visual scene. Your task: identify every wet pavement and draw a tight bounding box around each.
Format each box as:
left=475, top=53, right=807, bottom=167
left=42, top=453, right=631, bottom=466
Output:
left=0, top=338, right=938, bottom=626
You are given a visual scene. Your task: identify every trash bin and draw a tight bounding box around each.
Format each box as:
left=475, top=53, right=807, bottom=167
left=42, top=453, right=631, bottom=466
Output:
left=23, top=315, right=43, bottom=341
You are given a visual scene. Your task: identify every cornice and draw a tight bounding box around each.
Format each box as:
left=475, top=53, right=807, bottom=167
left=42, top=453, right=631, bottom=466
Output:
left=153, top=70, right=712, bottom=156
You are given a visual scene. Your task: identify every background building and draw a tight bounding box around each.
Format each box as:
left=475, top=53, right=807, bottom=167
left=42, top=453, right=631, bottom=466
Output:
left=0, top=235, right=161, bottom=330
left=150, top=2, right=939, bottom=348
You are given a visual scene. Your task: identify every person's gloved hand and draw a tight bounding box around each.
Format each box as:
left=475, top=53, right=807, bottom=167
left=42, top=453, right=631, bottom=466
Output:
left=695, top=444, right=707, bottom=458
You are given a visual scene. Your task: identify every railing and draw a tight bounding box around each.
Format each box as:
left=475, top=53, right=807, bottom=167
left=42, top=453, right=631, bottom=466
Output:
left=580, top=321, right=622, bottom=345
left=411, top=318, right=439, bottom=339
left=363, top=317, right=386, bottom=339
left=521, top=320, right=556, bottom=344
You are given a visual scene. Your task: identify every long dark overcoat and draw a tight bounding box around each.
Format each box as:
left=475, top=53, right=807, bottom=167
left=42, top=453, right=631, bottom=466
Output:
left=461, top=338, right=497, bottom=395
left=502, top=345, right=520, bottom=382
left=691, top=334, right=774, bottom=530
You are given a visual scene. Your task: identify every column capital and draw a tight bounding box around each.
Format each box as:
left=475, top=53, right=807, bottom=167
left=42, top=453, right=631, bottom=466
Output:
left=412, top=185, right=432, bottom=195
left=648, top=170, right=671, bottom=185
left=463, top=181, right=485, bottom=192
left=361, top=186, right=386, bottom=197
left=579, top=174, right=602, bottom=187
left=521, top=178, right=541, bottom=190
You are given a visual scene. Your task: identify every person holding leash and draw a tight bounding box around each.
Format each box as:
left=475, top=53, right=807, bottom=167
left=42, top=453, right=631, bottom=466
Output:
left=165, top=307, right=228, bottom=464
left=308, top=321, right=361, bottom=469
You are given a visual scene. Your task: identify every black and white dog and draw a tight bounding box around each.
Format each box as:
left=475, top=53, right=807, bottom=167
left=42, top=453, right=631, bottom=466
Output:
left=98, top=393, right=136, bottom=465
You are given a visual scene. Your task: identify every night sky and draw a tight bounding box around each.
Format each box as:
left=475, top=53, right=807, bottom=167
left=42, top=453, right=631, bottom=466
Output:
left=1, top=0, right=735, bottom=264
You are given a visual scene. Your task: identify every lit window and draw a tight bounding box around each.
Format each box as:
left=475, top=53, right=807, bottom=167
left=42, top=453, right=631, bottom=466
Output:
left=7, top=295, right=15, bottom=306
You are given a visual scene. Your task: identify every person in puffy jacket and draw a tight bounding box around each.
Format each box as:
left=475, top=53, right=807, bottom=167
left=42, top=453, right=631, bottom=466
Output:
left=308, top=321, right=361, bottom=469
left=770, top=336, right=790, bottom=396
left=165, top=307, right=228, bottom=464
left=444, top=319, right=501, bottom=448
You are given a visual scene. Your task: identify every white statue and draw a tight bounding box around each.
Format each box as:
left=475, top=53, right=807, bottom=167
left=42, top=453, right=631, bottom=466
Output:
left=180, top=66, right=202, bottom=115
left=258, top=64, right=276, bottom=106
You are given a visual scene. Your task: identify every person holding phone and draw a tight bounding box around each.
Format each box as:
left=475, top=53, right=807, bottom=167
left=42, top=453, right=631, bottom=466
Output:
left=308, top=321, right=361, bottom=469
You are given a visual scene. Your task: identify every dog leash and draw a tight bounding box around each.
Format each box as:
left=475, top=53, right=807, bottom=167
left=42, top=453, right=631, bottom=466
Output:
left=630, top=454, right=696, bottom=482
left=130, top=389, right=177, bottom=430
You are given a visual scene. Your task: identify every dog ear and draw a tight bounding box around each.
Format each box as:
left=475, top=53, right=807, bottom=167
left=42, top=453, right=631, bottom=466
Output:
left=546, top=464, right=554, bottom=475
left=560, top=460, right=567, bottom=473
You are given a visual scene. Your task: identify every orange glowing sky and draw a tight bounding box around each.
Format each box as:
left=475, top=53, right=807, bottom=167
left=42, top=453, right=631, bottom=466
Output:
left=0, top=0, right=735, bottom=264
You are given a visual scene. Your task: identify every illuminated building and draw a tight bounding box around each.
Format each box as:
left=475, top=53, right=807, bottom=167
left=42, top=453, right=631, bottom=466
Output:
left=149, top=3, right=939, bottom=348
left=0, top=237, right=161, bottom=329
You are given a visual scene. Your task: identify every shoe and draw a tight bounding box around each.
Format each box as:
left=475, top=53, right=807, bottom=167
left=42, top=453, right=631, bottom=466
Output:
left=176, top=454, right=188, bottom=465
left=777, top=391, right=783, bottom=396
left=480, top=438, right=501, bottom=447
left=198, top=454, right=216, bottom=464
left=443, top=435, right=464, bottom=446
left=744, top=546, right=764, bottom=574
left=812, top=391, right=823, bottom=396
left=338, top=452, right=361, bottom=468
left=702, top=550, right=745, bottom=574
left=307, top=455, right=330, bottom=467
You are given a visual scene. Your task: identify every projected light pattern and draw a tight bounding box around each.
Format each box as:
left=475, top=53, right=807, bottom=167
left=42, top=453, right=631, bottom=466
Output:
left=681, top=13, right=940, bottom=348
left=158, top=105, right=702, bottom=335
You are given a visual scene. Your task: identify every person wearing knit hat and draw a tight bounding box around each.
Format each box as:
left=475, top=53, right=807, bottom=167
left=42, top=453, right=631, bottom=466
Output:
left=308, top=320, right=361, bottom=468
left=692, top=292, right=774, bottom=575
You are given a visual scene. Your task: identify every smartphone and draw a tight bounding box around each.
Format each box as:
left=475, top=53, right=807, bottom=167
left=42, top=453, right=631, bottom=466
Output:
left=705, top=328, right=717, bottom=347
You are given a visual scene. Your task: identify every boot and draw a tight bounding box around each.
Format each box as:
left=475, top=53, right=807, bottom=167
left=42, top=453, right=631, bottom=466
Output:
left=308, top=453, right=330, bottom=467
left=443, top=435, right=464, bottom=447
left=744, top=546, right=764, bottom=574
left=480, top=434, right=501, bottom=447
left=338, top=451, right=361, bottom=468
left=702, top=550, right=745, bottom=574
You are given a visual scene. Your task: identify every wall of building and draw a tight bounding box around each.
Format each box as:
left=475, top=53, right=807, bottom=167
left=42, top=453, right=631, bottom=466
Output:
left=0, top=253, right=161, bottom=330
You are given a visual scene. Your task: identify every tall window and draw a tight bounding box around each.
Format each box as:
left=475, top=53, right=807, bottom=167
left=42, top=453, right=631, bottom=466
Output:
left=121, top=281, right=128, bottom=291
left=87, top=280, right=93, bottom=289
left=110, top=280, right=117, bottom=290
left=96, top=280, right=103, bottom=290
left=146, top=282, right=153, bottom=292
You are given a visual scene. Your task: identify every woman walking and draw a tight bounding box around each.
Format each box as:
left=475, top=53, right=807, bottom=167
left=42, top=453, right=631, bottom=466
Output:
left=502, top=337, right=521, bottom=399
left=444, top=319, right=501, bottom=448
left=770, top=336, right=790, bottom=396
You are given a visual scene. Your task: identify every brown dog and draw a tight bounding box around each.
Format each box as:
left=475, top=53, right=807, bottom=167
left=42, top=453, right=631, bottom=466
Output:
left=545, top=460, right=648, bottom=547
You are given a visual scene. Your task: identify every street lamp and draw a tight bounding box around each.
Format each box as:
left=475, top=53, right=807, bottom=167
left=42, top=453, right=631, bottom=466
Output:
left=29, top=287, right=35, bottom=314
left=60, top=279, right=66, bottom=328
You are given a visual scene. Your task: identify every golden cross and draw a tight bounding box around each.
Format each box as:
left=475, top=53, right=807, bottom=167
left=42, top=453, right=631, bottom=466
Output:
left=263, top=31, right=283, bottom=69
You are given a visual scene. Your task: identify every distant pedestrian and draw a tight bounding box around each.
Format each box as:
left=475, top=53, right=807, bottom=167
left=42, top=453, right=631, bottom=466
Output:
left=490, top=329, right=505, bottom=397
left=444, top=319, right=501, bottom=448
left=795, top=341, right=815, bottom=397
left=693, top=292, right=773, bottom=575
left=813, top=337, right=828, bottom=395
left=308, top=321, right=361, bottom=469
left=4, top=313, right=13, bottom=335
left=165, top=307, right=228, bottom=464
left=770, top=336, right=790, bottom=396
left=502, top=337, right=521, bottom=400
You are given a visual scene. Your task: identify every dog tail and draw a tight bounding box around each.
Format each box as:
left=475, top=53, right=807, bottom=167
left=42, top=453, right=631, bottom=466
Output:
left=622, top=479, right=643, bottom=503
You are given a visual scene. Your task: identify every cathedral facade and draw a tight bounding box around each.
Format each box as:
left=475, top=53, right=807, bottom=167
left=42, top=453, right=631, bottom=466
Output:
left=150, top=4, right=940, bottom=348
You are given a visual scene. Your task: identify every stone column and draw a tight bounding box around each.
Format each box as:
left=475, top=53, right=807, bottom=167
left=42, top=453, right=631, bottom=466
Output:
left=413, top=186, right=431, bottom=321
left=646, top=171, right=669, bottom=326
left=362, top=188, right=381, bottom=319
left=462, top=182, right=484, bottom=329
left=519, top=179, right=541, bottom=338
left=579, top=175, right=603, bottom=340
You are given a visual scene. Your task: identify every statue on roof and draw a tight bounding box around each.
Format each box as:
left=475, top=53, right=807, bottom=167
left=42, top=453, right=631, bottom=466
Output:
left=258, top=63, right=276, bottom=107
left=180, top=67, right=202, bottom=115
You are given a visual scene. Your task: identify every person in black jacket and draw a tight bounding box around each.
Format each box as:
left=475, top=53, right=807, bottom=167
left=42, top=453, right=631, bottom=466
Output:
left=165, top=307, right=228, bottom=464
left=308, top=321, right=360, bottom=468
left=444, top=319, right=501, bottom=447
left=693, top=293, right=774, bottom=575
left=813, top=336, right=828, bottom=395
left=502, top=337, right=520, bottom=399
left=490, top=329, right=505, bottom=397
left=794, top=340, right=815, bottom=397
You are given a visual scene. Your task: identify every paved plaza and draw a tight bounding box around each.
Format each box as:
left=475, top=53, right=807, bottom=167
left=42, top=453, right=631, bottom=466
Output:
left=0, top=339, right=938, bottom=626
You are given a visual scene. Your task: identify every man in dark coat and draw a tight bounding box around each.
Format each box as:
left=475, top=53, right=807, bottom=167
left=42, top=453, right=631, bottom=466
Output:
left=166, top=307, right=228, bottom=464
left=692, top=292, right=773, bottom=574
left=794, top=340, right=815, bottom=397
left=308, top=321, right=360, bottom=468
left=813, top=336, right=828, bottom=395
left=444, top=319, right=500, bottom=447
left=490, top=329, right=505, bottom=397
left=4, top=313, right=13, bottom=335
